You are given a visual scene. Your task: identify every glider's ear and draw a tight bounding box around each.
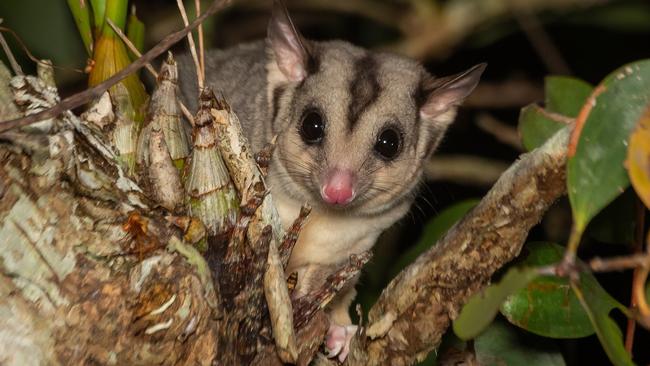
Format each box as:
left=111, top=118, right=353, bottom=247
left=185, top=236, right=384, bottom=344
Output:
left=267, top=0, right=313, bottom=82
left=419, top=63, right=486, bottom=121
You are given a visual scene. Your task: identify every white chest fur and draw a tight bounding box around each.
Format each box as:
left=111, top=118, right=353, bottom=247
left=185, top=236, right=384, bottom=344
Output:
left=273, top=192, right=407, bottom=274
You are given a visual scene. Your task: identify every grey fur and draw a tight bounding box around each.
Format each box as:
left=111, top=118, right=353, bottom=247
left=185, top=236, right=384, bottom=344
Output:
left=348, top=54, right=381, bottom=130
left=180, top=38, right=484, bottom=215
left=177, top=1, right=485, bottom=345
left=179, top=41, right=271, bottom=149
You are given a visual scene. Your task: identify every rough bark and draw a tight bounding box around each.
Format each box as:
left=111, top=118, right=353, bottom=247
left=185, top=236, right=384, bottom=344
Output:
left=0, top=128, right=219, bottom=365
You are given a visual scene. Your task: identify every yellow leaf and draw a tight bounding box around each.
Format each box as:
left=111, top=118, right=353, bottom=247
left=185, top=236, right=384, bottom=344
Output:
left=627, top=106, right=650, bottom=209
left=89, top=34, right=148, bottom=122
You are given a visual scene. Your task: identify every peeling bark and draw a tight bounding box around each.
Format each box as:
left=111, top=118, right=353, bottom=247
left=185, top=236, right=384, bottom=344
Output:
left=0, top=130, right=219, bottom=365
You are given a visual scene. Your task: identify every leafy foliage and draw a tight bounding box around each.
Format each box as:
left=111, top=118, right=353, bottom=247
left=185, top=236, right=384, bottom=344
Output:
left=453, top=267, right=539, bottom=339
left=474, top=320, right=566, bottom=366
left=68, top=0, right=148, bottom=117
left=572, top=275, right=633, bottom=366
left=66, top=0, right=93, bottom=54
left=567, top=60, right=650, bottom=232
left=459, top=59, right=650, bottom=366
left=519, top=76, right=592, bottom=151
left=501, top=243, right=594, bottom=339
left=126, top=8, right=145, bottom=59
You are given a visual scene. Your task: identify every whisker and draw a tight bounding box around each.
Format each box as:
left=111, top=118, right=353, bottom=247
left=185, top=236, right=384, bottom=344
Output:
left=410, top=200, right=427, bottom=224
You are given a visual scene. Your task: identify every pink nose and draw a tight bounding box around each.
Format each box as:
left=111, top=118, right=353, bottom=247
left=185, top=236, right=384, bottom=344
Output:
left=321, top=170, right=356, bottom=205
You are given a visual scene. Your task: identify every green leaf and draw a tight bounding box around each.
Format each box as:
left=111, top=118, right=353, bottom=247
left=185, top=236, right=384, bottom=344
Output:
left=89, top=0, right=106, bottom=35
left=627, top=105, right=650, bottom=209
left=519, top=105, right=567, bottom=151
left=67, top=0, right=94, bottom=55
left=474, top=320, right=566, bottom=366
left=568, top=59, right=650, bottom=233
left=101, top=0, right=128, bottom=37
left=500, top=242, right=594, bottom=338
left=390, top=200, right=478, bottom=278
left=453, top=267, right=539, bottom=340
left=572, top=276, right=633, bottom=366
left=545, top=76, right=594, bottom=116
left=126, top=6, right=145, bottom=60
left=519, top=76, right=593, bottom=151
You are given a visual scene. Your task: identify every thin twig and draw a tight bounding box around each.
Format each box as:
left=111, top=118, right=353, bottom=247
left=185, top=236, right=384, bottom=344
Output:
left=466, top=78, right=543, bottom=109
left=568, top=84, right=606, bottom=158
left=0, top=0, right=230, bottom=133
left=536, top=105, right=576, bottom=125
left=637, top=228, right=650, bottom=330
left=176, top=0, right=204, bottom=90
left=0, top=20, right=23, bottom=76
left=106, top=19, right=158, bottom=78
left=535, top=253, right=650, bottom=278
left=106, top=18, right=195, bottom=125
left=560, top=85, right=608, bottom=269
left=292, top=252, right=372, bottom=329
left=178, top=96, right=196, bottom=126
left=635, top=227, right=650, bottom=318
left=625, top=198, right=646, bottom=352
left=625, top=291, right=636, bottom=353
left=476, top=113, right=523, bottom=151
left=588, top=254, right=650, bottom=272
left=0, top=26, right=84, bottom=74
left=195, top=0, right=205, bottom=79
left=425, top=155, right=509, bottom=187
